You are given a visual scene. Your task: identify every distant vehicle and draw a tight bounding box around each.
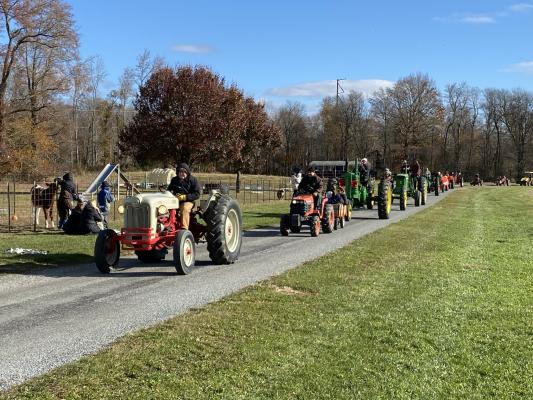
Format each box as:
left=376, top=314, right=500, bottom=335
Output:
left=309, top=161, right=357, bottom=178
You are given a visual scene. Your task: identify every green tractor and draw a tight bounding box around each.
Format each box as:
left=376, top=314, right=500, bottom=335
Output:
left=339, top=162, right=393, bottom=220
left=392, top=172, right=428, bottom=210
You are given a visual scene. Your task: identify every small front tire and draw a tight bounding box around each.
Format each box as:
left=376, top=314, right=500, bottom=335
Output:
left=94, top=229, right=120, bottom=274
left=174, top=230, right=195, bottom=275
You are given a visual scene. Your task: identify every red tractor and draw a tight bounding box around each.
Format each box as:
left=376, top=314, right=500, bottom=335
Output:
left=94, top=189, right=242, bottom=275
left=279, top=192, right=334, bottom=237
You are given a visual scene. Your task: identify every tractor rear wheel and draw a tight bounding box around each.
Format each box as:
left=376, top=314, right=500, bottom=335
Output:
left=94, top=229, right=120, bottom=274
left=366, top=189, right=374, bottom=209
left=204, top=195, right=243, bottom=264
left=377, top=180, right=392, bottom=219
left=310, top=216, right=320, bottom=237
left=400, top=188, right=407, bottom=211
left=345, top=201, right=352, bottom=221
left=174, top=230, right=195, bottom=275
left=414, top=189, right=420, bottom=207
left=280, top=214, right=289, bottom=236
left=420, top=178, right=427, bottom=205
left=322, top=204, right=334, bottom=233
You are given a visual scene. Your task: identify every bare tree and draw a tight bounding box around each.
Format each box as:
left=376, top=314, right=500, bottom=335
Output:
left=498, top=89, right=533, bottom=179
left=388, top=73, right=443, bottom=162
left=274, top=102, right=307, bottom=173
left=87, top=56, right=106, bottom=166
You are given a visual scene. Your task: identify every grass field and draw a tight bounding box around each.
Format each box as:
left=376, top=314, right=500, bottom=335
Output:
left=0, top=201, right=289, bottom=271
left=1, top=187, right=532, bottom=399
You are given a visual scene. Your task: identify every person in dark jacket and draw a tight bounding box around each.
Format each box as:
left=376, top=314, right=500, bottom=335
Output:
left=97, top=181, right=115, bottom=228
left=80, top=201, right=102, bottom=234
left=298, top=167, right=323, bottom=208
left=167, top=163, right=201, bottom=230
left=62, top=200, right=84, bottom=235
left=358, top=158, right=371, bottom=187
left=57, top=172, right=78, bottom=229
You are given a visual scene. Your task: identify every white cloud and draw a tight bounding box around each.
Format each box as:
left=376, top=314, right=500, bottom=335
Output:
left=458, top=15, right=495, bottom=24
left=438, top=3, right=533, bottom=24
left=172, top=44, right=214, bottom=54
left=503, top=61, right=533, bottom=74
left=509, top=3, right=533, bottom=12
left=266, top=79, right=394, bottom=98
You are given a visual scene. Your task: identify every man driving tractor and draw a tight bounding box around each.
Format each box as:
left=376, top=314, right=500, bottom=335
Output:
left=167, top=163, right=201, bottom=229
left=297, top=166, right=323, bottom=208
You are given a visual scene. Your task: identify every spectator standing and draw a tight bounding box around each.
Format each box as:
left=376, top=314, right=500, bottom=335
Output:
left=57, top=172, right=78, bottom=229
left=97, top=181, right=115, bottom=228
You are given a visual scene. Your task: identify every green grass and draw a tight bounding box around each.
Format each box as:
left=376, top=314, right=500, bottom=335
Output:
left=0, top=201, right=289, bottom=271
left=1, top=187, right=532, bottom=399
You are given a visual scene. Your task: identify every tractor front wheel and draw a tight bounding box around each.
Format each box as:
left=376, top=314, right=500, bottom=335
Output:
left=280, top=215, right=289, bottom=236
left=94, top=229, right=120, bottom=274
left=310, top=216, right=320, bottom=237
left=174, top=230, right=195, bottom=275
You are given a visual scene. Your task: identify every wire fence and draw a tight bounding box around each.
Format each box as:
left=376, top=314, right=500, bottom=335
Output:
left=0, top=174, right=291, bottom=233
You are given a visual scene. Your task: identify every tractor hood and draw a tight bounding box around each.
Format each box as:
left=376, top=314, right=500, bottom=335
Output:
left=124, top=191, right=180, bottom=230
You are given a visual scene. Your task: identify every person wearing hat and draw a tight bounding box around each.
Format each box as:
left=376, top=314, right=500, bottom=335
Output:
left=358, top=158, right=371, bottom=188
left=97, top=180, right=115, bottom=228
left=57, top=172, right=78, bottom=229
left=297, top=166, right=323, bottom=208
left=167, top=163, right=201, bottom=229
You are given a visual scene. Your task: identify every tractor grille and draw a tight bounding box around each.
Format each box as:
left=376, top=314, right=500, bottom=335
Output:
left=290, top=201, right=309, bottom=215
left=124, top=204, right=150, bottom=228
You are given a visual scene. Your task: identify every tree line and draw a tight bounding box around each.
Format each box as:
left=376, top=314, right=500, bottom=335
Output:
left=0, top=0, right=531, bottom=180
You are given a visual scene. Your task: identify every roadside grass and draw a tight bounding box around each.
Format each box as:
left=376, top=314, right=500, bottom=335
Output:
left=2, top=187, right=532, bottom=399
left=0, top=201, right=289, bottom=271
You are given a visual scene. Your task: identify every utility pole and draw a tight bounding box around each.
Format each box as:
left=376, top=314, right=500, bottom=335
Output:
left=336, top=78, right=345, bottom=105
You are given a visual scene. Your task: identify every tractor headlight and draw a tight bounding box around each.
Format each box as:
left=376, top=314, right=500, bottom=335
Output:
left=117, top=205, right=125, bottom=214
left=157, top=205, right=168, bottom=215
left=292, top=200, right=297, bottom=204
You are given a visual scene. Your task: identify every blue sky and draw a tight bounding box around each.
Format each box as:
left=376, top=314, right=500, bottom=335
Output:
left=68, top=0, right=533, bottom=113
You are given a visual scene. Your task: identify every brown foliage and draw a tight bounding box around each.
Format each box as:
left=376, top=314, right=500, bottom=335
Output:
left=120, top=65, right=280, bottom=170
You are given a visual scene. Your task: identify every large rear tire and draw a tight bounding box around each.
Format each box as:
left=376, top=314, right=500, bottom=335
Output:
left=204, top=195, right=243, bottom=264
left=94, top=229, right=120, bottom=274
left=420, top=178, right=427, bottom=205
left=400, top=188, right=407, bottom=211
left=345, top=201, right=352, bottom=221
left=377, top=180, right=392, bottom=220
left=174, top=230, right=195, bottom=275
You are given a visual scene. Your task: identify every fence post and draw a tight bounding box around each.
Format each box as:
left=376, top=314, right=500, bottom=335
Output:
left=33, top=180, right=37, bottom=232
left=12, top=176, right=16, bottom=214
left=7, top=183, right=11, bottom=233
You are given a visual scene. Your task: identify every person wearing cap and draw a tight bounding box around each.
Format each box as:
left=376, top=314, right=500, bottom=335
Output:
left=97, top=180, right=115, bottom=228
left=298, top=167, right=323, bottom=208
left=57, top=172, right=78, bottom=229
left=167, top=163, right=201, bottom=229
left=358, top=158, right=371, bottom=188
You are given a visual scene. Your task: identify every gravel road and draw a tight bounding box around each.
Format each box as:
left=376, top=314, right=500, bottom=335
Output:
left=0, top=190, right=449, bottom=389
